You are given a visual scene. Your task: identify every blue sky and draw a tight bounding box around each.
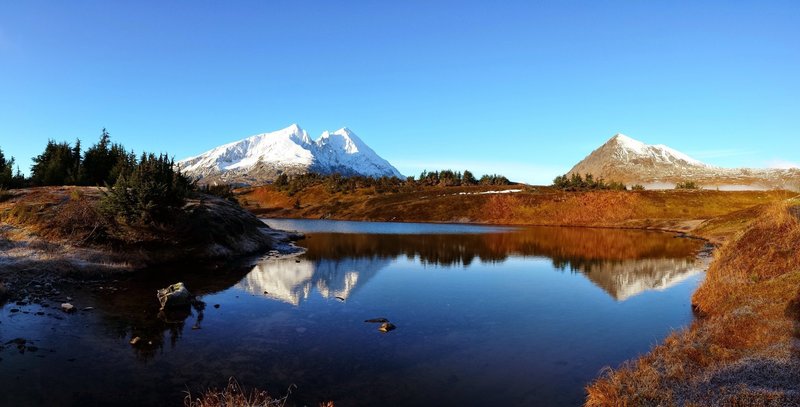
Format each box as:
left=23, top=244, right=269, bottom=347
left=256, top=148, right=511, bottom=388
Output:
left=0, top=1, right=798, bottom=184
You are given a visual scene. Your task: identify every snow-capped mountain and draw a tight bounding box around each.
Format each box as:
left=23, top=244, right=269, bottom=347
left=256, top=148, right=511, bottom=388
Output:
left=569, top=134, right=800, bottom=190
left=178, top=124, right=403, bottom=185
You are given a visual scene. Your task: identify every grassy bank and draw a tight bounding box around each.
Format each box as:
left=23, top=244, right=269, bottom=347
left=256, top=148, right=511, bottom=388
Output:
left=0, top=186, right=298, bottom=302
left=239, top=184, right=791, bottom=236
left=586, top=200, right=800, bottom=405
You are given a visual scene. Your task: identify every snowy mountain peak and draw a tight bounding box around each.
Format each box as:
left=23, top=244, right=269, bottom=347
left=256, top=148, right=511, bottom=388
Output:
left=600, top=133, right=708, bottom=168
left=568, top=133, right=800, bottom=191
left=178, top=124, right=403, bottom=185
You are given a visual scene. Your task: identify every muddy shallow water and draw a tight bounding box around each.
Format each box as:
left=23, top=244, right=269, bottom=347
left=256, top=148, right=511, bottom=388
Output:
left=0, top=220, right=706, bottom=406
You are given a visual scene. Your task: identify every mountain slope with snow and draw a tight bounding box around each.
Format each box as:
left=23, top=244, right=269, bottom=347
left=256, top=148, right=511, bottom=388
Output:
left=569, top=134, right=800, bottom=190
left=178, top=124, right=403, bottom=185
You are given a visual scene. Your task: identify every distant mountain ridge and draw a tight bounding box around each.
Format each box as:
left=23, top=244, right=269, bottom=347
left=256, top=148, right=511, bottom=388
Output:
left=178, top=124, right=403, bottom=185
left=569, top=134, right=800, bottom=190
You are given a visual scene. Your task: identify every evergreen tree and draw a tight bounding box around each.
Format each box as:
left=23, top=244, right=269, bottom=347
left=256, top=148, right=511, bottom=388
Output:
left=30, top=140, right=81, bottom=186
left=102, top=153, right=191, bottom=224
left=0, top=147, right=14, bottom=189
left=462, top=170, right=477, bottom=185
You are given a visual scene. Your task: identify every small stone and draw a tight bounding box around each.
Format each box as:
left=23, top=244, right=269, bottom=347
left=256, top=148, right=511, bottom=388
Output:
left=129, top=337, right=141, bottom=345
left=61, top=303, right=75, bottom=313
left=35, top=311, right=45, bottom=316
left=213, top=304, right=220, bottom=309
left=378, top=322, right=396, bottom=333
left=66, top=297, right=73, bottom=301
left=9, top=308, right=19, bottom=313
left=82, top=307, right=94, bottom=311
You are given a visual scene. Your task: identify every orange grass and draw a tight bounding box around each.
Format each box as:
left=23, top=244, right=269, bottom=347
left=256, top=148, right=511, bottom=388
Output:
left=585, top=201, right=800, bottom=406
left=239, top=185, right=792, bottom=233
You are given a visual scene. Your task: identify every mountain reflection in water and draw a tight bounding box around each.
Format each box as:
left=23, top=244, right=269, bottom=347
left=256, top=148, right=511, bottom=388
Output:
left=240, top=226, right=704, bottom=304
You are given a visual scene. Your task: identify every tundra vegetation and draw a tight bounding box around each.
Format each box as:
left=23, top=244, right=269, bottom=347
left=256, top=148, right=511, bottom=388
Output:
left=272, top=169, right=511, bottom=196
left=0, top=131, right=284, bottom=278
left=552, top=173, right=627, bottom=191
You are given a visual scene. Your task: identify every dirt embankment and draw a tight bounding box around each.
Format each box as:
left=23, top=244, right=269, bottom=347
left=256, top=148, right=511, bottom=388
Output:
left=0, top=187, right=300, bottom=302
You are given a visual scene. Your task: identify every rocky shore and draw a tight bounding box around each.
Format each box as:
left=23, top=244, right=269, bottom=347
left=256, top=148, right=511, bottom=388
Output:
left=0, top=186, right=302, bottom=304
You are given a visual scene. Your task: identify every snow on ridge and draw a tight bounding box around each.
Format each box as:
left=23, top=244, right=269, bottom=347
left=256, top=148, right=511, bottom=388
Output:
left=177, top=124, right=403, bottom=181
left=609, top=133, right=710, bottom=168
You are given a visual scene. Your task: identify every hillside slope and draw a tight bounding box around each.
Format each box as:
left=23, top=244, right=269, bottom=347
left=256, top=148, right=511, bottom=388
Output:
left=569, top=134, right=800, bottom=190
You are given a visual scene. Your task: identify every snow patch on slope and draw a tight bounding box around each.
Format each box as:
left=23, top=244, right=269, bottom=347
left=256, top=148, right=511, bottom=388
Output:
left=178, top=124, right=402, bottom=184
left=610, top=134, right=710, bottom=168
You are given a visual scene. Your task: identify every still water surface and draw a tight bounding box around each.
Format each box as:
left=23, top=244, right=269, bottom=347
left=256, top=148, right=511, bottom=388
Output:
left=0, top=220, right=705, bottom=406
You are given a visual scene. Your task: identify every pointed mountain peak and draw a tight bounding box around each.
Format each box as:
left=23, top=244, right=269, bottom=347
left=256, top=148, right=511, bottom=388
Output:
left=334, top=127, right=353, bottom=135
left=178, top=124, right=403, bottom=184
left=606, top=133, right=648, bottom=153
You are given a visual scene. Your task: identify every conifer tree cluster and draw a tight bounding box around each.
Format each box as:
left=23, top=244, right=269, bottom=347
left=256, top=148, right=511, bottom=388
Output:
left=417, top=170, right=509, bottom=186
left=0, top=148, right=25, bottom=189
left=101, top=153, right=191, bottom=224
left=27, top=129, right=137, bottom=187
left=552, top=173, right=627, bottom=191
left=1, top=129, right=192, bottom=224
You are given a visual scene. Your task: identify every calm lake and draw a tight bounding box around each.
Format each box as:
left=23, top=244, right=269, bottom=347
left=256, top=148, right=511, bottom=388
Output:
left=0, top=219, right=706, bottom=406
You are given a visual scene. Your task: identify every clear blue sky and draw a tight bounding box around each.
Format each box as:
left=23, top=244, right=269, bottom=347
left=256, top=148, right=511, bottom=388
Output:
left=1, top=1, right=798, bottom=184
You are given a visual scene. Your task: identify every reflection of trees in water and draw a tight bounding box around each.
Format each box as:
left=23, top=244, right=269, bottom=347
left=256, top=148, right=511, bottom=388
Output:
left=301, top=227, right=703, bottom=268
left=89, top=227, right=704, bottom=356
left=295, top=227, right=705, bottom=301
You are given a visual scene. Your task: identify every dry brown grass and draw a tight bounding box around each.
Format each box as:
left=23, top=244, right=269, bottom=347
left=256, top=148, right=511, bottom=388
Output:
left=239, top=185, right=792, bottom=234
left=0, top=186, right=285, bottom=276
left=183, top=378, right=287, bottom=407
left=183, top=378, right=334, bottom=407
left=586, top=200, right=800, bottom=406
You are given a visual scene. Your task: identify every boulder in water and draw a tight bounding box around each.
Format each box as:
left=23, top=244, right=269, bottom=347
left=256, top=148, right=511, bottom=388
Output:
left=156, top=282, right=191, bottom=310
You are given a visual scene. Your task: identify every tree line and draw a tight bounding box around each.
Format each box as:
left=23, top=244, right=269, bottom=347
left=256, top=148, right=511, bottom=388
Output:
left=273, top=169, right=512, bottom=196
left=0, top=129, right=191, bottom=224
left=552, top=173, right=633, bottom=191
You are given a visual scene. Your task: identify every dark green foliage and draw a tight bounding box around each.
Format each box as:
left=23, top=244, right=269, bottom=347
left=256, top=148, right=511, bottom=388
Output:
left=631, top=184, right=645, bottom=191
left=552, top=173, right=627, bottom=191
left=274, top=173, right=289, bottom=188
left=276, top=169, right=512, bottom=195
left=417, top=169, right=506, bottom=186
left=0, top=147, right=14, bottom=189
left=30, top=140, right=82, bottom=186
left=675, top=181, right=699, bottom=190
left=462, top=170, right=477, bottom=185
left=102, top=153, right=192, bottom=224
left=81, top=129, right=134, bottom=186
left=478, top=174, right=511, bottom=186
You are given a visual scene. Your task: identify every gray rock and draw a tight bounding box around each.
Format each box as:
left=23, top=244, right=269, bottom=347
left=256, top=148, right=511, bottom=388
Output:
left=156, top=282, right=191, bottom=310
left=61, top=303, right=75, bottom=313
left=378, top=322, right=396, bottom=333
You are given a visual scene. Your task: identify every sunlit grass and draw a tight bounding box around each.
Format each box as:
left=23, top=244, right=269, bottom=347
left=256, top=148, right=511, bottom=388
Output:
left=586, top=201, right=800, bottom=405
